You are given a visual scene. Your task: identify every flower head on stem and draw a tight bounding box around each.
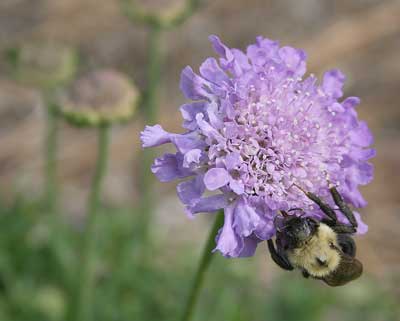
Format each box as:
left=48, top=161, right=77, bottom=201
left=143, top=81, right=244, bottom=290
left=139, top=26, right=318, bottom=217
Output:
left=8, top=42, right=78, bottom=91
left=56, top=69, right=139, bottom=127
left=141, top=35, right=375, bottom=258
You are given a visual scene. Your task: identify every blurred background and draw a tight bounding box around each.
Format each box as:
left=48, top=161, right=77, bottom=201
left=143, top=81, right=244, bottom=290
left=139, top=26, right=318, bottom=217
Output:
left=0, top=0, right=399, bottom=320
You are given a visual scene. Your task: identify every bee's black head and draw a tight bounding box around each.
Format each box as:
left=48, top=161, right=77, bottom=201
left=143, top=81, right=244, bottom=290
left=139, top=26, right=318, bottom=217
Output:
left=278, top=216, right=319, bottom=248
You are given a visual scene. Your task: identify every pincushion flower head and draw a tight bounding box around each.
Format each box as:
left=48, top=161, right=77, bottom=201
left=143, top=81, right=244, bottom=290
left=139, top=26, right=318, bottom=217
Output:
left=56, top=69, right=139, bottom=127
left=10, top=42, right=78, bottom=91
left=140, top=36, right=374, bottom=258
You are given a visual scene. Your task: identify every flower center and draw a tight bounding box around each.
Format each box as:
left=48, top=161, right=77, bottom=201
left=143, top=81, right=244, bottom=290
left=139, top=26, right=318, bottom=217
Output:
left=207, top=74, right=341, bottom=201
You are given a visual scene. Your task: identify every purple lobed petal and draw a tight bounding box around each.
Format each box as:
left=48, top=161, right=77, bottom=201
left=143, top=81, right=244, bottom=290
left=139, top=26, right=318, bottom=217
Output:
left=353, top=211, right=368, bottom=234
left=232, top=197, right=261, bottom=237
left=140, top=124, right=172, bottom=148
left=322, top=69, right=346, bottom=98
left=177, top=175, right=205, bottom=205
left=151, top=153, right=191, bottom=182
left=214, top=202, right=243, bottom=257
left=185, top=194, right=229, bottom=217
left=204, top=168, right=230, bottom=190
left=180, top=102, right=207, bottom=130
left=183, top=149, right=203, bottom=168
left=180, top=66, right=213, bottom=101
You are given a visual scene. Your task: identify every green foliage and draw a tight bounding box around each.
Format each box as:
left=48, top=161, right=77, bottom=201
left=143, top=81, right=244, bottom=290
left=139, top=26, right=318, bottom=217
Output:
left=0, top=198, right=397, bottom=321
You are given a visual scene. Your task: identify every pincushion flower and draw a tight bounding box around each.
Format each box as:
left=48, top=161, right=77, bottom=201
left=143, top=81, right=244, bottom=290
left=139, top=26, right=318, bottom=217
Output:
left=11, top=42, right=78, bottom=90
left=140, top=35, right=374, bottom=258
left=57, top=69, right=139, bottom=127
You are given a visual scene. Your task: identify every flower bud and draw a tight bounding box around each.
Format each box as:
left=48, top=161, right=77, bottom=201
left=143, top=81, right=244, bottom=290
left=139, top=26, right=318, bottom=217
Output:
left=56, top=69, right=139, bottom=127
left=9, top=43, right=78, bottom=91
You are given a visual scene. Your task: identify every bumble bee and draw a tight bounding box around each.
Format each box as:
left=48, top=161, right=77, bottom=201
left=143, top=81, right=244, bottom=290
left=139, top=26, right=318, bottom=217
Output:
left=267, top=185, right=363, bottom=286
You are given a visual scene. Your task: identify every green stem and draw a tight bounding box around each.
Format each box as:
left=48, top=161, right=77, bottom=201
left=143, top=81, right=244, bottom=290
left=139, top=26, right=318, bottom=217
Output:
left=45, top=105, right=58, bottom=212
left=121, top=0, right=202, bottom=29
left=143, top=25, right=162, bottom=121
left=136, top=25, right=163, bottom=249
left=72, top=126, right=110, bottom=321
left=180, top=212, right=225, bottom=321
left=165, top=0, right=202, bottom=28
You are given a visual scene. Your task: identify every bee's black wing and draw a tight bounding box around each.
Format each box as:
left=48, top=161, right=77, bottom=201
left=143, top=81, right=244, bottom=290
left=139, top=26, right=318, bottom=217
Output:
left=322, top=254, right=363, bottom=287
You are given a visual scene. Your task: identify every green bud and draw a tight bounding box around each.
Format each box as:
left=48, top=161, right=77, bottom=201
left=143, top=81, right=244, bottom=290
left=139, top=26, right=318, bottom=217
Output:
left=55, top=69, right=139, bottom=127
left=8, top=42, right=78, bottom=91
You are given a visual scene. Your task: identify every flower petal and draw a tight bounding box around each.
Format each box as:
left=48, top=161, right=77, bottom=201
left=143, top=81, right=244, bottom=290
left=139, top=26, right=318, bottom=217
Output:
left=140, top=124, right=172, bottom=148
left=342, top=184, right=367, bottom=208
left=349, top=148, right=376, bottom=162
left=231, top=48, right=251, bottom=73
left=233, top=198, right=261, bottom=237
left=183, top=149, right=203, bottom=168
left=322, top=69, right=346, bottom=98
left=229, top=179, right=244, bottom=195
left=238, top=236, right=259, bottom=257
left=199, top=57, right=230, bottom=84
left=151, top=153, right=191, bottom=182
left=206, top=101, right=224, bottom=129
left=254, top=218, right=276, bottom=240
left=342, top=96, right=360, bottom=109
left=225, top=152, right=242, bottom=170
left=350, top=121, right=374, bottom=147
left=214, top=202, right=243, bottom=257
left=209, top=35, right=234, bottom=64
left=354, top=211, right=368, bottom=234
left=177, top=175, right=205, bottom=205
left=195, top=113, right=225, bottom=143
left=171, top=131, right=206, bottom=154
left=180, top=66, right=212, bottom=100
left=185, top=194, right=229, bottom=216
left=278, top=46, right=307, bottom=76
left=180, top=102, right=207, bottom=130
left=209, top=35, right=251, bottom=76
left=204, top=168, right=230, bottom=190
left=246, top=36, right=280, bottom=67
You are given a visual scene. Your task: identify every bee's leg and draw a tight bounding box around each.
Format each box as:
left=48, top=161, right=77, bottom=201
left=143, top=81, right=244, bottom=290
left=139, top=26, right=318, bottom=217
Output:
left=295, top=185, right=337, bottom=222
left=302, top=270, right=310, bottom=278
left=267, top=239, right=294, bottom=271
left=329, top=186, right=358, bottom=228
left=331, top=223, right=357, bottom=234
left=322, top=218, right=356, bottom=234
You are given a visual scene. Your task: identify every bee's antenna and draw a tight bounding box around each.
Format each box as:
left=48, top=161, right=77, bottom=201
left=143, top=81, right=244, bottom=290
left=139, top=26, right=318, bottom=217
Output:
left=275, top=211, right=289, bottom=232
left=279, top=210, right=289, bottom=217
left=288, top=208, right=306, bottom=216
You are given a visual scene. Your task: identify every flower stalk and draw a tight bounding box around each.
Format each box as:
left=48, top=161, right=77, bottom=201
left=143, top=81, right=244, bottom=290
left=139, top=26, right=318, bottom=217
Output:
left=122, top=0, right=203, bottom=252
left=135, top=24, right=163, bottom=250
left=179, top=211, right=224, bottom=321
left=142, top=25, right=162, bottom=122
left=56, top=68, right=138, bottom=321
left=121, top=0, right=202, bottom=29
left=6, top=43, right=78, bottom=211
left=73, top=125, right=110, bottom=321
left=44, top=102, right=59, bottom=212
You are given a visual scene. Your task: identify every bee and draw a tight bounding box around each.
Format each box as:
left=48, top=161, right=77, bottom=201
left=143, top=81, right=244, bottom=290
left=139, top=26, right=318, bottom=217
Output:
left=267, top=185, right=363, bottom=286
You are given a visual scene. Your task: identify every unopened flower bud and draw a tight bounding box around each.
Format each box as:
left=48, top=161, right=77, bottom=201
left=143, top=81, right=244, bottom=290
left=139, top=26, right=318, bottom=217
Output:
left=56, top=69, right=139, bottom=127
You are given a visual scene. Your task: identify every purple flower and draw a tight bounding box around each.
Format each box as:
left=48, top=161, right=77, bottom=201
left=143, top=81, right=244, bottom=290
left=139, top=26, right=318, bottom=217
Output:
left=140, top=35, right=375, bottom=258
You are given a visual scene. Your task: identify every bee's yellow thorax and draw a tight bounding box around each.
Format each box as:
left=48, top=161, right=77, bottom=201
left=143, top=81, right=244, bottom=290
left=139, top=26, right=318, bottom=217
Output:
left=287, top=224, right=341, bottom=277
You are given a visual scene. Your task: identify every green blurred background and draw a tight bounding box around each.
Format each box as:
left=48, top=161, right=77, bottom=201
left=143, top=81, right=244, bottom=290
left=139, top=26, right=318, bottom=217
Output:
left=0, top=0, right=399, bottom=320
